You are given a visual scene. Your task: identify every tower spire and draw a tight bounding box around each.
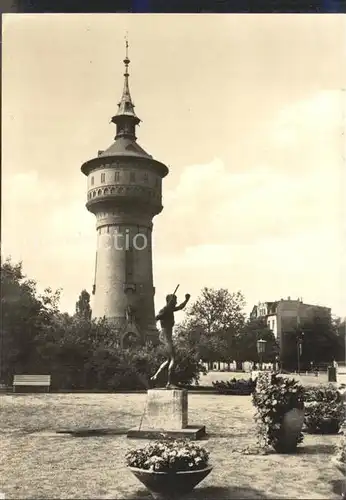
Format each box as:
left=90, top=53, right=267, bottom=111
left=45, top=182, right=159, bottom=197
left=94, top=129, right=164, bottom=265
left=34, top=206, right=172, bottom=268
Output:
left=111, top=35, right=140, bottom=140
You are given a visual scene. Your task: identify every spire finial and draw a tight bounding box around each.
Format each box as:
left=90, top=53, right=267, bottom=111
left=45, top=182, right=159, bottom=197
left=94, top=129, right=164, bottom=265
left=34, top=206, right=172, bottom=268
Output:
left=125, top=31, right=129, bottom=59
left=111, top=35, right=140, bottom=140
left=124, top=32, right=130, bottom=76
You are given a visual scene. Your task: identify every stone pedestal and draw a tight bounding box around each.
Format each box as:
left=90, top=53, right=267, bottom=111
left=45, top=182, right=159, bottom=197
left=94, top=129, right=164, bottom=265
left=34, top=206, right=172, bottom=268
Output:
left=338, top=366, right=346, bottom=390
left=145, top=389, right=188, bottom=430
left=127, top=389, right=205, bottom=440
left=337, top=366, right=346, bottom=434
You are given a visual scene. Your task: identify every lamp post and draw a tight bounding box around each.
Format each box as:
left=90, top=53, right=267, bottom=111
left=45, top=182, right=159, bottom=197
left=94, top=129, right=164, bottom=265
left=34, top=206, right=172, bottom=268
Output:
left=297, top=332, right=304, bottom=375
left=275, top=355, right=280, bottom=373
left=257, top=339, right=267, bottom=371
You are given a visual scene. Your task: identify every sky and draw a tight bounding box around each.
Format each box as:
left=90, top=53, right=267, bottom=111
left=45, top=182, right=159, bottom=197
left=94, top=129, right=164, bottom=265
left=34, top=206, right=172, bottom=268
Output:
left=2, top=14, right=346, bottom=319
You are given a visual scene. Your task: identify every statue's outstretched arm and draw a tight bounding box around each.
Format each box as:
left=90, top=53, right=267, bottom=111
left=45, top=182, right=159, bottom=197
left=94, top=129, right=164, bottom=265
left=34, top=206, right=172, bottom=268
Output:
left=174, top=294, right=190, bottom=311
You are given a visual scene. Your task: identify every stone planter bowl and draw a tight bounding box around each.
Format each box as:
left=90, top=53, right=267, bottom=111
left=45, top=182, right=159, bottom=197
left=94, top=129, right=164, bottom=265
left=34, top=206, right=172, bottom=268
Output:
left=273, top=407, right=305, bottom=454
left=129, top=465, right=212, bottom=499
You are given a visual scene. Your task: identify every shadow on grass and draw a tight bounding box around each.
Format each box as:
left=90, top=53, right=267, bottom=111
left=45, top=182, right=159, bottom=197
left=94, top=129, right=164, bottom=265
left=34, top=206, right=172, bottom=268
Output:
left=131, top=485, right=268, bottom=499
left=296, top=443, right=336, bottom=455
left=330, top=478, right=346, bottom=498
left=56, top=427, right=129, bottom=437
left=206, top=432, right=251, bottom=439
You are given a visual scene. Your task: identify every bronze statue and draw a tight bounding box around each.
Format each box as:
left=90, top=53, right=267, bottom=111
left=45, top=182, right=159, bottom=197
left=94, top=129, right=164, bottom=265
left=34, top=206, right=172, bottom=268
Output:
left=150, top=288, right=190, bottom=389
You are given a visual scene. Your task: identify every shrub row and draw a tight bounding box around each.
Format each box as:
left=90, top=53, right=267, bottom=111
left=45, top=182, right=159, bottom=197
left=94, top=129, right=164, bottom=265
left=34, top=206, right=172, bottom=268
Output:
left=303, top=384, right=345, bottom=434
left=212, top=378, right=256, bottom=395
left=214, top=376, right=345, bottom=436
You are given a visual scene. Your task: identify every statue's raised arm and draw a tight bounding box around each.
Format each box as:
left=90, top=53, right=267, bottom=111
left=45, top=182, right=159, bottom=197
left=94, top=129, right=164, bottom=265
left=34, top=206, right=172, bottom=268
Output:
left=174, top=293, right=191, bottom=311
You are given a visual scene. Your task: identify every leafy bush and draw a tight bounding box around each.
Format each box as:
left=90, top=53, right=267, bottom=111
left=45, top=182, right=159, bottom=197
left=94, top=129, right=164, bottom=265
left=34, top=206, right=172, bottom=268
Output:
left=304, top=385, right=344, bottom=434
left=37, top=316, right=204, bottom=391
left=212, top=378, right=256, bottom=395
left=125, top=439, right=209, bottom=472
left=252, top=373, right=304, bottom=453
left=125, top=341, right=205, bottom=389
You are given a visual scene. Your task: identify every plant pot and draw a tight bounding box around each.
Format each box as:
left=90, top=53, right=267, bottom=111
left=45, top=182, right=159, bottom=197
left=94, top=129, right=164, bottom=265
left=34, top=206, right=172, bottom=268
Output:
left=128, top=465, right=213, bottom=499
left=273, top=407, right=305, bottom=453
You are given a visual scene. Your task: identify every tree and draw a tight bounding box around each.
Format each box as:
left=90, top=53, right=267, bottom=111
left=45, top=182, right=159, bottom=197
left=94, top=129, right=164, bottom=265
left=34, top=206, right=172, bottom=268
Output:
left=281, top=314, right=344, bottom=370
left=234, top=317, right=280, bottom=365
left=177, top=288, right=246, bottom=365
left=0, top=262, right=215, bottom=390
left=75, top=289, right=92, bottom=320
left=0, top=258, right=60, bottom=384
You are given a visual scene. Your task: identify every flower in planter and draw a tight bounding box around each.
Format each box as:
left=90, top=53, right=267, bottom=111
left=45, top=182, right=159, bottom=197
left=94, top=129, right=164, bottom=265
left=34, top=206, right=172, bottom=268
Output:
left=126, top=439, right=213, bottom=499
left=125, top=439, right=210, bottom=472
left=252, top=373, right=305, bottom=453
left=304, top=385, right=344, bottom=434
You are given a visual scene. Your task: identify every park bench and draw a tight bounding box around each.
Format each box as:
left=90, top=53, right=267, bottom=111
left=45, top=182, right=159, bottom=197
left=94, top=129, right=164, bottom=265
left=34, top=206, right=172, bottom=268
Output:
left=13, top=375, right=51, bottom=393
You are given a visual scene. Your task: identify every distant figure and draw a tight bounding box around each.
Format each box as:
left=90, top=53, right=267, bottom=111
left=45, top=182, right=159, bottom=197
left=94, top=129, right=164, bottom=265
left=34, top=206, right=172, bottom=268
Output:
left=150, top=292, right=190, bottom=389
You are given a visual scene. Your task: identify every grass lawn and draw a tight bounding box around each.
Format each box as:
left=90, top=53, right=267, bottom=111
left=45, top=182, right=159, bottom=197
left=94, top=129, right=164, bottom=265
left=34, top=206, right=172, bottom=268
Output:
left=0, top=389, right=344, bottom=499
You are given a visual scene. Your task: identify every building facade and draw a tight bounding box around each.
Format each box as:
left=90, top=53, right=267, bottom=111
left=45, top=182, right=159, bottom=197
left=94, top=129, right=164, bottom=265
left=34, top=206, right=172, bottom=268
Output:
left=81, top=43, right=168, bottom=346
left=251, top=297, right=331, bottom=349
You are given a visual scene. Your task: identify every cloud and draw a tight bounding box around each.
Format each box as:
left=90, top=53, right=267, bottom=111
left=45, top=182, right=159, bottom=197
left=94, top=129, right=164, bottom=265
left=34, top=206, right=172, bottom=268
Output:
left=2, top=170, right=95, bottom=313
left=154, top=90, right=344, bottom=315
left=2, top=90, right=345, bottom=318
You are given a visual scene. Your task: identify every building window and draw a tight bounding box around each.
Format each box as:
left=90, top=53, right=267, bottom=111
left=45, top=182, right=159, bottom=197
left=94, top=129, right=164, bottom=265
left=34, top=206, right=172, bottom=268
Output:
left=101, top=173, right=105, bottom=183
left=125, top=247, right=134, bottom=280
left=91, top=176, right=94, bottom=186
left=143, top=172, right=148, bottom=183
left=115, top=171, right=120, bottom=182
left=130, top=172, right=136, bottom=183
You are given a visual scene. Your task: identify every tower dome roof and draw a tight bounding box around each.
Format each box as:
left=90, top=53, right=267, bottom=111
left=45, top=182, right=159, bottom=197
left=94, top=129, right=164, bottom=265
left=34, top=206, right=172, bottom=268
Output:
left=99, top=136, right=152, bottom=159
left=81, top=37, right=168, bottom=179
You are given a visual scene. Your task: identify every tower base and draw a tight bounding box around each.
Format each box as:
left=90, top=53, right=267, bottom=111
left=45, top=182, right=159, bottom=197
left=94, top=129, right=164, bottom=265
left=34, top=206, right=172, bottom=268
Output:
left=93, top=316, right=160, bottom=347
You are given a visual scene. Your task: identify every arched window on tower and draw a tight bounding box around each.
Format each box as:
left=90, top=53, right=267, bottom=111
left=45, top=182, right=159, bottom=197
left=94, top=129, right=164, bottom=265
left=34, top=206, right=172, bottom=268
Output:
left=101, top=173, right=106, bottom=183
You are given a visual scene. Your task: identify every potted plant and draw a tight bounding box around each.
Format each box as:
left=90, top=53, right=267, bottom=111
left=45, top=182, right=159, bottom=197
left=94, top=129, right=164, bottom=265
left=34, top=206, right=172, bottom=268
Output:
left=252, top=373, right=305, bottom=453
left=126, top=438, right=212, bottom=499
left=333, top=433, right=346, bottom=474
left=304, top=385, right=344, bottom=434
